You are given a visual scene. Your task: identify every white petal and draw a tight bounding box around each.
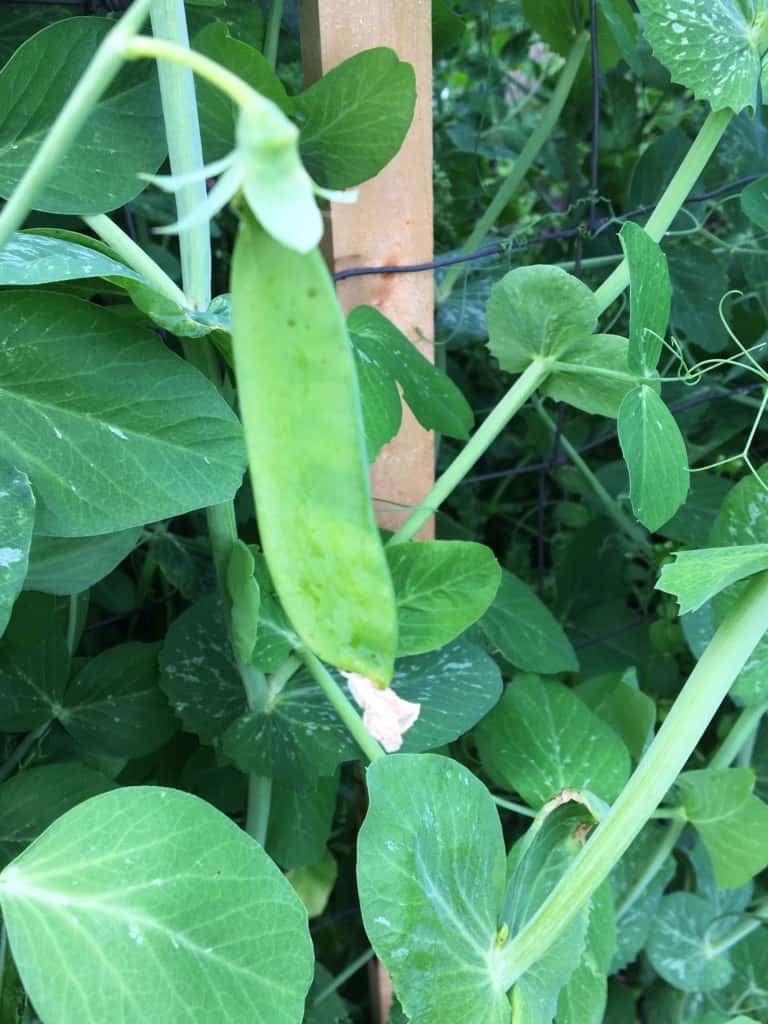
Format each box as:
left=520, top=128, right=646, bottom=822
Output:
left=341, top=672, right=421, bottom=753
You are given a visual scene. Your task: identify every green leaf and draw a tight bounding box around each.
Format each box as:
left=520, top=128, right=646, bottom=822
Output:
left=0, top=636, right=69, bottom=730
left=395, top=637, right=503, bottom=753
left=0, top=232, right=143, bottom=287
left=487, top=266, right=598, bottom=374
left=266, top=776, right=338, bottom=871
left=59, top=642, right=177, bottom=758
left=25, top=529, right=141, bottom=596
left=159, top=595, right=245, bottom=743
left=611, top=823, right=676, bottom=971
left=193, top=22, right=291, bottom=163
left=0, top=463, right=34, bottom=636
left=0, top=231, right=229, bottom=342
left=520, top=0, right=637, bottom=72
left=740, top=174, right=768, bottom=230
left=386, top=541, right=501, bottom=656
left=222, top=667, right=358, bottom=786
left=635, top=0, right=767, bottom=114
left=504, top=803, right=592, bottom=1022
left=0, top=764, right=115, bottom=870
left=296, top=48, right=416, bottom=189
left=347, top=306, right=473, bottom=461
left=432, top=0, right=466, bottom=57
left=0, top=787, right=314, bottom=1024
left=656, top=544, right=768, bottom=614
left=478, top=570, right=579, bottom=675
left=555, top=883, right=616, bottom=1024
left=474, top=676, right=631, bottom=808
left=669, top=244, right=730, bottom=353
left=287, top=849, right=337, bottom=918
left=646, top=891, right=734, bottom=992
left=618, top=385, right=689, bottom=531
left=541, top=334, right=636, bottom=419
left=0, top=291, right=245, bottom=536
left=709, top=466, right=768, bottom=703
left=619, top=222, right=670, bottom=377
left=358, top=754, right=510, bottom=1024
left=677, top=768, right=768, bottom=887
left=575, top=672, right=656, bottom=761
left=226, top=539, right=260, bottom=665
left=658, top=472, right=732, bottom=547
left=0, top=18, right=166, bottom=213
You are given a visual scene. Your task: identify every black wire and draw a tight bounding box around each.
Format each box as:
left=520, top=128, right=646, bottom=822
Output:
left=333, top=175, right=761, bottom=283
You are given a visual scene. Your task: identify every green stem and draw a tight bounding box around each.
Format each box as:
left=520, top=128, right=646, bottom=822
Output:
left=617, top=700, right=768, bottom=922
left=706, top=915, right=765, bottom=958
left=439, top=32, right=589, bottom=302
left=0, top=0, right=152, bottom=251
left=66, top=594, right=79, bottom=655
left=594, top=108, right=734, bottom=316
left=126, top=34, right=261, bottom=108
left=0, top=722, right=51, bottom=785
left=245, top=775, right=272, bottom=846
left=500, top=569, right=768, bottom=988
left=83, top=213, right=189, bottom=307
left=533, top=398, right=653, bottom=556
left=313, top=948, right=375, bottom=1006
left=299, top=650, right=386, bottom=763
left=712, top=700, right=768, bottom=769
left=493, top=795, right=536, bottom=818
left=268, top=654, right=302, bottom=697
left=389, top=358, right=552, bottom=545
left=149, top=0, right=211, bottom=309
left=146, top=0, right=269, bottom=833
left=264, top=0, right=284, bottom=70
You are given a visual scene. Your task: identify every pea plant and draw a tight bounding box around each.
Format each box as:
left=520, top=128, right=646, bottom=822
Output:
left=1, top=0, right=768, bottom=1021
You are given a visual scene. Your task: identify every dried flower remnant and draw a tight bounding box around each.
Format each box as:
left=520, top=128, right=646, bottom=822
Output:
left=341, top=672, right=420, bottom=753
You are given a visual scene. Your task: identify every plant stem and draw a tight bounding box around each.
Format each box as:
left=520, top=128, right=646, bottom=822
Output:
left=0, top=0, right=152, bottom=251
left=389, top=358, right=552, bottom=545
left=493, top=795, right=536, bottom=818
left=533, top=398, right=653, bottom=555
left=314, top=948, right=375, bottom=1005
left=299, top=650, right=386, bottom=763
left=146, top=0, right=269, bottom=835
left=711, top=700, right=768, bottom=769
left=126, top=35, right=260, bottom=108
left=264, top=0, right=284, bottom=70
left=83, top=213, right=189, bottom=307
left=706, top=915, right=765, bottom=958
left=66, top=594, right=79, bottom=655
left=149, top=0, right=211, bottom=309
left=499, top=570, right=768, bottom=988
left=616, top=699, right=768, bottom=922
left=439, top=32, right=589, bottom=302
left=594, top=108, right=733, bottom=315
left=0, top=722, right=51, bottom=785
left=245, top=775, right=272, bottom=846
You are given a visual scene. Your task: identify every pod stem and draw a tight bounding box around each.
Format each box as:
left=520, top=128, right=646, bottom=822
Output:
left=499, top=569, right=768, bottom=989
left=0, top=0, right=152, bottom=251
left=299, top=650, right=386, bottom=764
left=438, top=31, right=589, bottom=302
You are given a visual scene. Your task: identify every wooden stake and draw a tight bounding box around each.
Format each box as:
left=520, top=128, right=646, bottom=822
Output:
left=300, top=0, right=435, bottom=539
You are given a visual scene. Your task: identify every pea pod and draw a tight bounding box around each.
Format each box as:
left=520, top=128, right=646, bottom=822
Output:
left=230, top=212, right=397, bottom=685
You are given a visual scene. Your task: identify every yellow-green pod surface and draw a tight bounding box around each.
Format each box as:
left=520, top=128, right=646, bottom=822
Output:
left=231, top=212, right=398, bottom=685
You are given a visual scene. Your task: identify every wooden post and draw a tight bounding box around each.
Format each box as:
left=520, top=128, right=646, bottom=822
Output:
left=300, top=0, right=435, bottom=538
